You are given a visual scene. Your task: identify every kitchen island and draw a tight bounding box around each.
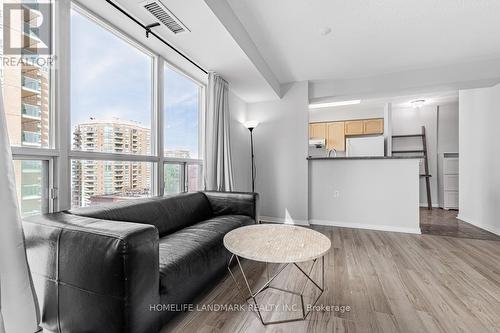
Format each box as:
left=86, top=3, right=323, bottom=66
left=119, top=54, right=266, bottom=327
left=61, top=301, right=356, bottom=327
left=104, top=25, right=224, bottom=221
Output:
left=308, top=156, right=421, bottom=234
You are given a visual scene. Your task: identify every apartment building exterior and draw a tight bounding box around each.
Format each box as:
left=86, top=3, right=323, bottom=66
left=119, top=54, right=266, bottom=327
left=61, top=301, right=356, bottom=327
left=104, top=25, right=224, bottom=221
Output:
left=71, top=119, right=152, bottom=207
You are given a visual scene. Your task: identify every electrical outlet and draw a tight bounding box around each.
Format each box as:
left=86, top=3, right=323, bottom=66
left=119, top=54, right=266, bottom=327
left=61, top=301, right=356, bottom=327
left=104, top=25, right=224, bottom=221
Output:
left=333, top=190, right=340, bottom=198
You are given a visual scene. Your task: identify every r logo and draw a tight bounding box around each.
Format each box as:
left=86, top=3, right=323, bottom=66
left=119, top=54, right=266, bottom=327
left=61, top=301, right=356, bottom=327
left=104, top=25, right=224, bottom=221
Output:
left=3, top=2, right=52, bottom=55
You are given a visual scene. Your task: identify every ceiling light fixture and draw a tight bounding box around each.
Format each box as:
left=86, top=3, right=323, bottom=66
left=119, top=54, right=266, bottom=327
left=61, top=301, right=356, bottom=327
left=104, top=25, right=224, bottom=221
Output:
left=319, top=26, right=332, bottom=36
left=411, top=99, right=426, bottom=108
left=309, top=100, right=361, bottom=109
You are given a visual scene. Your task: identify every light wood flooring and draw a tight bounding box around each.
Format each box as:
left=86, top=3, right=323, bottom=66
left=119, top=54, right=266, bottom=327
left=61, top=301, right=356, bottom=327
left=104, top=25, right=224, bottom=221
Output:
left=420, top=208, right=500, bottom=241
left=162, top=225, right=500, bottom=333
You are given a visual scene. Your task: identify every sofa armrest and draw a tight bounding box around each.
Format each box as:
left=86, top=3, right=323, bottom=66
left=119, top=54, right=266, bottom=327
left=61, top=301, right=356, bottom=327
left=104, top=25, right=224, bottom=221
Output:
left=23, top=212, right=160, bottom=333
left=203, top=191, right=259, bottom=221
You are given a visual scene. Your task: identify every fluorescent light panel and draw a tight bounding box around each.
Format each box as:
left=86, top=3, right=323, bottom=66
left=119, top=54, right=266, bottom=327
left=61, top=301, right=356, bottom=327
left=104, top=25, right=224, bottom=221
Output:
left=309, top=99, right=361, bottom=109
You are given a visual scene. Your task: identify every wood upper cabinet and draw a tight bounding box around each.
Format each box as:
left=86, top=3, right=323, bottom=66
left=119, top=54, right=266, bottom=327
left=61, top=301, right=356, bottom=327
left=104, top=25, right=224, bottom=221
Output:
left=326, top=122, right=345, bottom=151
left=363, top=119, right=384, bottom=134
left=344, top=120, right=364, bottom=135
left=309, top=123, right=326, bottom=139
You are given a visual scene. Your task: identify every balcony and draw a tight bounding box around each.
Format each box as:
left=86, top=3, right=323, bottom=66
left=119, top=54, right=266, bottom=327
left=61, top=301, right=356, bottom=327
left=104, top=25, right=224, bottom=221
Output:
left=21, top=103, right=41, bottom=120
left=21, top=76, right=41, bottom=95
left=22, top=131, right=41, bottom=146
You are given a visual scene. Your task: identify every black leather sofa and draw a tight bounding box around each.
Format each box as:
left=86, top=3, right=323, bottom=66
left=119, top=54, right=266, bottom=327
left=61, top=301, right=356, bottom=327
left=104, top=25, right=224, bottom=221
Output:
left=23, top=191, right=258, bottom=333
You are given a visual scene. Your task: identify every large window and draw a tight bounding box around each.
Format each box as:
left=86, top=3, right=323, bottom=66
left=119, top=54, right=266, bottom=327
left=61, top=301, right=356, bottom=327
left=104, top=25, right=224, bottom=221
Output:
left=69, top=7, right=156, bottom=208
left=70, top=8, right=152, bottom=155
left=68, top=5, right=204, bottom=207
left=163, top=65, right=203, bottom=194
left=1, top=1, right=55, bottom=214
left=164, top=66, right=200, bottom=159
left=2, top=2, right=205, bottom=213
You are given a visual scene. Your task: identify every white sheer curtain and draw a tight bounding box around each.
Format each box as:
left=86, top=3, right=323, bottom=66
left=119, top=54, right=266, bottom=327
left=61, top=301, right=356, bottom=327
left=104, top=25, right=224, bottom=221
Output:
left=204, top=72, right=234, bottom=191
left=0, top=86, right=40, bottom=332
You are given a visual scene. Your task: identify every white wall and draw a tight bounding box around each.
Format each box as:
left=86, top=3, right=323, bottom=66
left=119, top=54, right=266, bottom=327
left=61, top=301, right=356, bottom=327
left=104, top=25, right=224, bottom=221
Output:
left=228, top=91, right=251, bottom=192
left=459, top=84, right=500, bottom=235
left=437, top=102, right=459, bottom=153
left=309, top=105, right=384, bottom=123
left=246, top=82, right=309, bottom=224
left=309, top=159, right=420, bottom=234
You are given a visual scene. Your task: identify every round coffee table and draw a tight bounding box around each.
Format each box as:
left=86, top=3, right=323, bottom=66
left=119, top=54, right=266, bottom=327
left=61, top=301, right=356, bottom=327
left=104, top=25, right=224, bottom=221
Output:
left=224, top=224, right=331, bottom=325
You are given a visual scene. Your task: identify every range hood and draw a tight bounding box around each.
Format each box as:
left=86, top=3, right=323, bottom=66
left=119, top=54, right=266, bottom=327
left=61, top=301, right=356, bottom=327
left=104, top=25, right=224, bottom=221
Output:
left=309, top=139, right=326, bottom=148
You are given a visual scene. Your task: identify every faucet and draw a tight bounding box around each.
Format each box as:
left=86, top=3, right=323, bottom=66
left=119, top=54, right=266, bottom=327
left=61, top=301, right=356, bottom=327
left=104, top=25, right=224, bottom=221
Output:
left=327, top=148, right=337, bottom=157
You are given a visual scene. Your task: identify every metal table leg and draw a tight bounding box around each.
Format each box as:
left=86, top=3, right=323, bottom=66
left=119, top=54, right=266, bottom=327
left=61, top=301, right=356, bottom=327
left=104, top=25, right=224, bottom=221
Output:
left=227, top=254, right=325, bottom=325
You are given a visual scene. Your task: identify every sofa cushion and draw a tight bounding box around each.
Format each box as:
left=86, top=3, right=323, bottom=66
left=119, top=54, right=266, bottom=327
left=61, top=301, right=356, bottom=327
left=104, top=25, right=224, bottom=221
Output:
left=158, top=215, right=253, bottom=299
left=68, top=192, right=213, bottom=237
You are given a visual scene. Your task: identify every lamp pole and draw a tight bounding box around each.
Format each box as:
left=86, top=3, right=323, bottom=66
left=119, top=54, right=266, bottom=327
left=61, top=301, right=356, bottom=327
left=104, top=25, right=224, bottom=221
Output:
left=244, top=121, right=259, bottom=193
left=249, top=127, right=255, bottom=193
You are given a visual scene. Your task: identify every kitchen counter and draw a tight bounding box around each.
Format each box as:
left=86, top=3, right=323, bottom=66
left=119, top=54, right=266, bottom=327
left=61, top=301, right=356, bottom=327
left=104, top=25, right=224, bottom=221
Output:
left=307, top=156, right=422, bottom=160
left=309, top=157, right=421, bottom=234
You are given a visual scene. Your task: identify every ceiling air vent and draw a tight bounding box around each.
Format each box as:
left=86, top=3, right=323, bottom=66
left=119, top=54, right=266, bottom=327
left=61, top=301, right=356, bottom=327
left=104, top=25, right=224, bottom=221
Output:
left=141, top=0, right=189, bottom=34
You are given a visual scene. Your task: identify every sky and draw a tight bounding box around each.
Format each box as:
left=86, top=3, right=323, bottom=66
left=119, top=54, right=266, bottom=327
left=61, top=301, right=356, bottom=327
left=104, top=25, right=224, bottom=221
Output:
left=70, top=9, right=199, bottom=158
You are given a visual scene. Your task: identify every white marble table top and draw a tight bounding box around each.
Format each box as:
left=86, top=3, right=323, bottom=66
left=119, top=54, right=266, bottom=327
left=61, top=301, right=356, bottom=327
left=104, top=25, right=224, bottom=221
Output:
left=223, top=224, right=331, bottom=263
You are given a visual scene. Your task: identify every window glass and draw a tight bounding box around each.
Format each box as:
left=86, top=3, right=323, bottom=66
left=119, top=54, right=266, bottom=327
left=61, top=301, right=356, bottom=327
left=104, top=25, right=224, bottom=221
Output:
left=187, top=163, right=202, bottom=192
left=71, top=160, right=152, bottom=208
left=164, top=66, right=200, bottom=159
left=13, top=160, right=49, bottom=216
left=164, top=163, right=182, bottom=195
left=70, top=8, right=152, bottom=155
left=1, top=2, right=52, bottom=148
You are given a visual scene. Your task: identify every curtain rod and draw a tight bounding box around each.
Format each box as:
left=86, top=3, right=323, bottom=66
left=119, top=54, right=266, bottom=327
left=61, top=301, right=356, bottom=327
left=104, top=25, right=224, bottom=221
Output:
left=105, top=0, right=208, bottom=75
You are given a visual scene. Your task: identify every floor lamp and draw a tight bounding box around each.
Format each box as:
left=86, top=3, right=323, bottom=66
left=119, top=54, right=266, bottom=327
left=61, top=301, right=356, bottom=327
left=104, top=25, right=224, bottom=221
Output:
left=244, top=121, right=259, bottom=192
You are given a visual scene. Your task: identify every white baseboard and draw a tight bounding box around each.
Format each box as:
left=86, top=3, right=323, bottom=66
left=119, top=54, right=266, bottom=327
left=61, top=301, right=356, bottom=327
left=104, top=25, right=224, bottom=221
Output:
left=457, top=214, right=500, bottom=236
left=309, top=219, right=421, bottom=235
left=259, top=215, right=310, bottom=226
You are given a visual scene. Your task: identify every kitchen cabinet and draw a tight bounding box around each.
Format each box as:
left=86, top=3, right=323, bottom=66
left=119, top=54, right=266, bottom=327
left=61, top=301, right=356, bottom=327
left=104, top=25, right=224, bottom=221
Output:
left=309, top=118, right=384, bottom=150
left=309, top=123, right=326, bottom=139
left=344, top=120, right=364, bottom=135
left=363, top=119, right=384, bottom=134
left=326, top=122, right=345, bottom=151
left=438, top=153, right=459, bottom=209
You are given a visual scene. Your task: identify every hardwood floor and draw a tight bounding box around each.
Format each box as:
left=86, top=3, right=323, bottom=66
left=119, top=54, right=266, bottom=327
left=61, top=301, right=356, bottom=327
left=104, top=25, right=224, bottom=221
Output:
left=420, top=208, right=500, bottom=241
left=162, top=225, right=500, bottom=333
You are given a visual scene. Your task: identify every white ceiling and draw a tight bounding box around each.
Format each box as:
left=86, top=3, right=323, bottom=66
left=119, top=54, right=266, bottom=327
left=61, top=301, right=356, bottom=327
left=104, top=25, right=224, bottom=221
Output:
left=227, top=0, right=500, bottom=83
left=82, top=0, right=280, bottom=102
left=310, top=90, right=458, bottom=113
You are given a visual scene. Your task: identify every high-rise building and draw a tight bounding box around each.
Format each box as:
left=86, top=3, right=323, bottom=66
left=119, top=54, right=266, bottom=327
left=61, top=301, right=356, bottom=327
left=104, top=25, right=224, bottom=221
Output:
left=71, top=119, right=151, bottom=207
left=1, top=1, right=51, bottom=216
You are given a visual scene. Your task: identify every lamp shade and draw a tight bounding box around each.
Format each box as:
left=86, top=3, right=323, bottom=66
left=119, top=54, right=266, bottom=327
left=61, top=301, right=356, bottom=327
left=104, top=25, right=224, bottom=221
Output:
left=244, top=120, right=259, bottom=130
